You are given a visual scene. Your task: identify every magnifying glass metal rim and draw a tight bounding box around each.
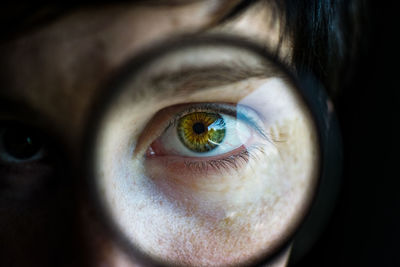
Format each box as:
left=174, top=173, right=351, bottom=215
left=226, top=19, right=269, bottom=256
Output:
left=82, top=34, right=342, bottom=267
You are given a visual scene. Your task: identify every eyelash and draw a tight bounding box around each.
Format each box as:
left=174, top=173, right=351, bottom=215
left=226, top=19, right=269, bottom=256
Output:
left=182, top=144, right=266, bottom=174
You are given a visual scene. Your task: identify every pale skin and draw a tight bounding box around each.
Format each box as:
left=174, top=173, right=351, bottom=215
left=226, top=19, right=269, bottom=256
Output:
left=0, top=1, right=318, bottom=266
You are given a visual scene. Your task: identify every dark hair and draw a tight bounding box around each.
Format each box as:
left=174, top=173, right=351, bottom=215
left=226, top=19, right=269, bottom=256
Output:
left=220, top=0, right=367, bottom=97
left=281, top=0, right=366, bottom=95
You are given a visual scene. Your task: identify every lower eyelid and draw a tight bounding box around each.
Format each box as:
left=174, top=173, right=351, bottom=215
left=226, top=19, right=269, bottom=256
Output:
left=183, top=146, right=256, bottom=173
left=145, top=143, right=265, bottom=180
left=0, top=149, right=45, bottom=164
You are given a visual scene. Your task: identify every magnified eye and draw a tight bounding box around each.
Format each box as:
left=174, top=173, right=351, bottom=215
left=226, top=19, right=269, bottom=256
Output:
left=150, top=104, right=260, bottom=160
left=91, top=40, right=321, bottom=266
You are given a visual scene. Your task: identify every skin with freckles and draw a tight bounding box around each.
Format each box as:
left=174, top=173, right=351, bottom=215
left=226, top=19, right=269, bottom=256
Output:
left=0, top=1, right=316, bottom=267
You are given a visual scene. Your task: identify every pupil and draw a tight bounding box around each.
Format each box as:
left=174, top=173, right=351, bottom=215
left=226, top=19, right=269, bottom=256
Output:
left=192, top=122, right=206, bottom=135
left=2, top=128, right=42, bottom=160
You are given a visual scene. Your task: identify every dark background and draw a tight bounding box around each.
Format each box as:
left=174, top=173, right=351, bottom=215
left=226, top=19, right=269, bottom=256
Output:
left=293, top=2, right=400, bottom=266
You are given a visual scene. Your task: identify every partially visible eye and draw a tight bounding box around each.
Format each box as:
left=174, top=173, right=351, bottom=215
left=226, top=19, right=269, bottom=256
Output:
left=0, top=121, right=58, bottom=199
left=0, top=124, right=44, bottom=163
left=149, top=104, right=260, bottom=159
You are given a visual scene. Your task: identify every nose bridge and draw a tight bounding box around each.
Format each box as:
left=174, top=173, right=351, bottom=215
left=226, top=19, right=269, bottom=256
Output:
left=72, top=162, right=112, bottom=267
left=48, top=167, right=88, bottom=267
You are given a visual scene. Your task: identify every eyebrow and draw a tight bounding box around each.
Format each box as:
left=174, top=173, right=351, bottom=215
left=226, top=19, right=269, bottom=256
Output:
left=144, top=62, right=279, bottom=96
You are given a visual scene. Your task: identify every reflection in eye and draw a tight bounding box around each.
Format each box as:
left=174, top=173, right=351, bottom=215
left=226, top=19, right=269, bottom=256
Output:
left=177, top=111, right=226, bottom=153
left=149, top=103, right=265, bottom=160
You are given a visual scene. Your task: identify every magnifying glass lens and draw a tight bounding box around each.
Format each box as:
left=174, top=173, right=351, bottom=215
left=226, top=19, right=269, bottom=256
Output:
left=90, top=40, right=320, bottom=266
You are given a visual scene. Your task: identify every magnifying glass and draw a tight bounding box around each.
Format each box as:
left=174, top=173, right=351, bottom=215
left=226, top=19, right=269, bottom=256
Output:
left=83, top=35, right=341, bottom=266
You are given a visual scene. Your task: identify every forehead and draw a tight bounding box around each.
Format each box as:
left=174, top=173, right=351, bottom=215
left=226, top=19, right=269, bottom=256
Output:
left=0, top=1, right=287, bottom=146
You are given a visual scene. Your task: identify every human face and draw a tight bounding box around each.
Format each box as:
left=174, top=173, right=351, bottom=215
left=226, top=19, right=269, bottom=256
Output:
left=0, top=1, right=318, bottom=266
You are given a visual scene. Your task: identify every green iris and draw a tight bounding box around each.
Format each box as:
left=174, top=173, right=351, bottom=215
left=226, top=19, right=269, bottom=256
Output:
left=177, top=112, right=226, bottom=152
